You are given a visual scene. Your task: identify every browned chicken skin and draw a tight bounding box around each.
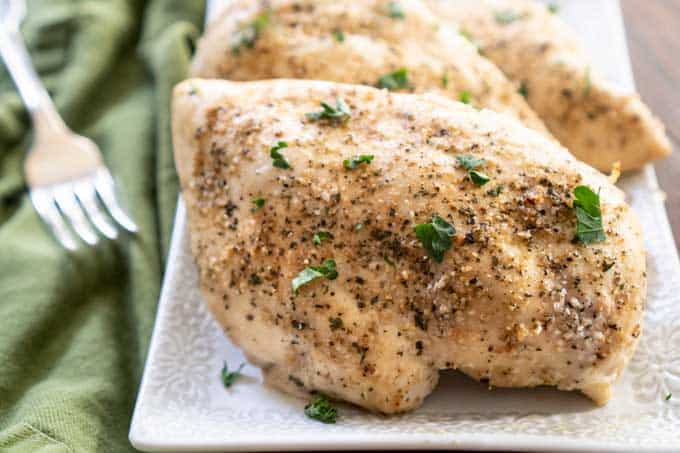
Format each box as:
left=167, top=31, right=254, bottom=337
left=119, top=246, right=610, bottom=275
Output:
left=173, top=79, right=646, bottom=413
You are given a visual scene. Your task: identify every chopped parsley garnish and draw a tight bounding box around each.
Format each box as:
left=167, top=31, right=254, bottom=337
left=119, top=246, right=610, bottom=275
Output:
left=494, top=10, right=524, bottom=24
left=221, top=361, right=246, bottom=388
left=304, top=395, right=337, bottom=423
left=518, top=80, right=529, bottom=98
left=343, top=154, right=374, bottom=170
left=469, top=170, right=490, bottom=186
left=456, top=155, right=485, bottom=169
left=456, top=154, right=490, bottom=186
left=231, top=11, right=269, bottom=55
left=292, top=259, right=338, bottom=292
left=459, top=90, right=472, bottom=104
left=251, top=197, right=265, bottom=211
left=270, top=141, right=291, bottom=169
left=414, top=215, right=455, bottom=262
left=313, top=231, right=333, bottom=245
left=332, top=29, right=345, bottom=42
left=376, top=68, right=411, bottom=91
left=306, top=98, right=351, bottom=123
left=573, top=185, right=606, bottom=244
left=548, top=3, right=559, bottom=14
left=666, top=393, right=673, bottom=401
left=441, top=73, right=449, bottom=88
left=387, top=1, right=405, bottom=19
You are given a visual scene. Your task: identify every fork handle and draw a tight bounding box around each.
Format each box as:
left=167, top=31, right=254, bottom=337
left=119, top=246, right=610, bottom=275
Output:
left=0, top=26, right=67, bottom=132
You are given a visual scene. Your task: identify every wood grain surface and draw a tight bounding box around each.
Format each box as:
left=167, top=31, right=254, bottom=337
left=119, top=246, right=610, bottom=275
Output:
left=622, top=0, right=680, bottom=249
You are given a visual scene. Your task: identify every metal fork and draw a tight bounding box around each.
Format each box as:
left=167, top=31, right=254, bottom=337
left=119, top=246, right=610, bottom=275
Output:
left=0, top=0, right=137, bottom=250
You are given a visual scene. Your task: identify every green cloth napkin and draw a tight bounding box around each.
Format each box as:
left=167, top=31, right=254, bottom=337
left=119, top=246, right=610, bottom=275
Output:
left=0, top=0, right=205, bottom=451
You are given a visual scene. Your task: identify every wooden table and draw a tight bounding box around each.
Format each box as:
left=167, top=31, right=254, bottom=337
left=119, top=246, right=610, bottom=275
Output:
left=622, top=0, right=680, bottom=249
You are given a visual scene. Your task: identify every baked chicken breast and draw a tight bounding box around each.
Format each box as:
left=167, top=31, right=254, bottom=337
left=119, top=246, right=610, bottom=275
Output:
left=426, top=0, right=671, bottom=171
left=191, top=0, right=549, bottom=134
left=173, top=78, right=645, bottom=413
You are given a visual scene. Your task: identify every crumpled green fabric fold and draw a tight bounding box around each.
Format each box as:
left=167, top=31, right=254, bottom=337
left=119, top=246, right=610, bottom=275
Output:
left=0, top=0, right=205, bottom=451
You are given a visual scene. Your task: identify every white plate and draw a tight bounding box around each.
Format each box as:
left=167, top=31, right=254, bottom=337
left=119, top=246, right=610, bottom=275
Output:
left=130, top=0, right=680, bottom=451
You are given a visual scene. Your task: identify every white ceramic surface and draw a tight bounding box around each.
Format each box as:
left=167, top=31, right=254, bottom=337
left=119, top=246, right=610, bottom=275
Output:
left=130, top=1, right=680, bottom=451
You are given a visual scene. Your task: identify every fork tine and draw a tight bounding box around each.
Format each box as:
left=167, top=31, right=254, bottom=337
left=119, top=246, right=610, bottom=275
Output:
left=53, top=184, right=99, bottom=245
left=74, top=179, right=118, bottom=240
left=30, top=187, right=78, bottom=251
left=94, top=169, right=138, bottom=233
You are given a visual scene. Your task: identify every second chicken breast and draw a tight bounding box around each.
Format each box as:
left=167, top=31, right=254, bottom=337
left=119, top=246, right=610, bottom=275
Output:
left=191, top=0, right=549, bottom=135
left=426, top=0, right=671, bottom=172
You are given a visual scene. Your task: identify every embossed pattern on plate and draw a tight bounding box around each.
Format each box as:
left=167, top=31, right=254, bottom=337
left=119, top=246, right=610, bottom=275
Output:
left=130, top=1, right=680, bottom=451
